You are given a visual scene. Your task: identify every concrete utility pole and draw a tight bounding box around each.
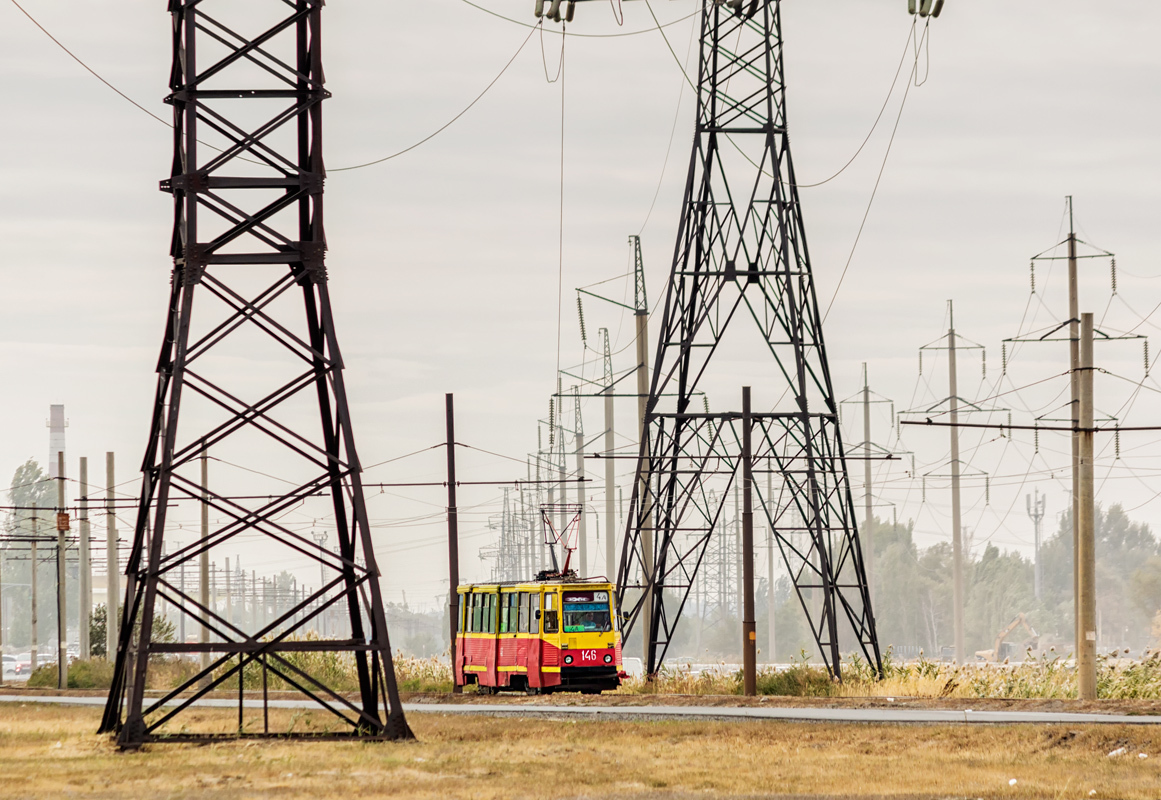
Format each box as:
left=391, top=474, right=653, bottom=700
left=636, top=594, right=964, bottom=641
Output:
left=1026, top=489, right=1046, bottom=601
left=31, top=505, right=38, bottom=671
left=767, top=466, right=776, bottom=664
left=741, top=387, right=757, bottom=696
left=862, top=366, right=875, bottom=601
left=56, top=452, right=68, bottom=688
left=312, top=533, right=327, bottom=636
left=947, top=303, right=965, bottom=666
left=574, top=385, right=587, bottom=576
left=200, top=448, right=210, bottom=677
left=0, top=541, right=4, bottom=686
left=225, top=557, right=232, bottom=627
left=1067, top=197, right=1081, bottom=654
left=105, top=452, right=118, bottom=659
left=179, top=559, right=186, bottom=644
left=1077, top=312, right=1097, bottom=699
left=79, top=457, right=91, bottom=658
left=602, top=329, right=616, bottom=580
left=631, top=235, right=654, bottom=668
left=0, top=543, right=4, bottom=686
left=557, top=377, right=567, bottom=567
left=734, top=479, right=743, bottom=619
left=445, top=393, right=462, bottom=693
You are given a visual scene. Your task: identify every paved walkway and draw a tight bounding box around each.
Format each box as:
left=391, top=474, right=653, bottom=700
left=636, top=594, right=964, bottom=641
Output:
left=4, top=694, right=1160, bottom=725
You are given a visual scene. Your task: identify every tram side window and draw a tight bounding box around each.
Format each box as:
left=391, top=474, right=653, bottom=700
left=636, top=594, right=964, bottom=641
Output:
left=487, top=593, right=498, bottom=634
left=458, top=595, right=466, bottom=633
left=472, top=593, right=483, bottom=633
left=543, top=592, right=559, bottom=634
left=517, top=592, right=529, bottom=633
left=499, top=593, right=513, bottom=633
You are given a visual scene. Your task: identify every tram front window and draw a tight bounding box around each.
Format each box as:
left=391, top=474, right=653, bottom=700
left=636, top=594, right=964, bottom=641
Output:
left=563, top=602, right=612, bottom=633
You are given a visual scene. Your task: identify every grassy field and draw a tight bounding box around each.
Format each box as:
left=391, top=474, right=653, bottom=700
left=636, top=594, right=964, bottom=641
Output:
left=1, top=703, right=1160, bottom=799
left=29, top=649, right=1161, bottom=701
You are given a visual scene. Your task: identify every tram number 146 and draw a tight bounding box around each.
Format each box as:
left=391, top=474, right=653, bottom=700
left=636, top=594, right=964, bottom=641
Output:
left=577, top=650, right=600, bottom=664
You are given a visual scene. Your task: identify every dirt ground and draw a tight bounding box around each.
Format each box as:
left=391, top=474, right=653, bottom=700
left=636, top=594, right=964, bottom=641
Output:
left=1, top=701, right=1160, bottom=799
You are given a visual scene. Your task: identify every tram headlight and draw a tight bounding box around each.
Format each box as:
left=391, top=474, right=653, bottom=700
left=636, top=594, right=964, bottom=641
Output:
left=564, top=655, right=574, bottom=665
left=603, top=654, right=613, bottom=664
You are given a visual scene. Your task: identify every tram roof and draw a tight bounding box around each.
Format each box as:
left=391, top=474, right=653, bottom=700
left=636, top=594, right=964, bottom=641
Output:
left=457, top=576, right=613, bottom=592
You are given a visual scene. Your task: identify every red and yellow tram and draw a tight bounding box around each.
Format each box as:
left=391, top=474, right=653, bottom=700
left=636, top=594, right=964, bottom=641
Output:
left=454, top=578, right=623, bottom=694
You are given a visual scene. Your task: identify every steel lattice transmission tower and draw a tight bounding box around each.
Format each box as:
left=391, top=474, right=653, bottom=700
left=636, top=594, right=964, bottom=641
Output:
left=616, top=0, right=881, bottom=679
left=99, top=1, right=412, bottom=745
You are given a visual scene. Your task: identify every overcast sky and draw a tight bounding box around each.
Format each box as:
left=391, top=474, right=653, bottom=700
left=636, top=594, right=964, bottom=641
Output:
left=3, top=0, right=1161, bottom=612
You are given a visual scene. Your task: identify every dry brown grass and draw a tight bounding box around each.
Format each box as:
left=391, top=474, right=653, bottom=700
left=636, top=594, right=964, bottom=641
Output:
left=1, top=703, right=1160, bottom=798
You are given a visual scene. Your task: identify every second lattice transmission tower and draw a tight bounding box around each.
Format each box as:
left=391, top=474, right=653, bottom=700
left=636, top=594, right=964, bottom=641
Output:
left=616, top=0, right=880, bottom=677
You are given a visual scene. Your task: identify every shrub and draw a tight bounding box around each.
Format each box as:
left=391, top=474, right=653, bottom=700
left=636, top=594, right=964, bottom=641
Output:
left=26, top=658, right=114, bottom=689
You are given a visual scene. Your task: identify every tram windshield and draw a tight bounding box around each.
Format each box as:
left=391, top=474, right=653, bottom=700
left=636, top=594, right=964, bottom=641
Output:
left=562, top=590, right=613, bottom=633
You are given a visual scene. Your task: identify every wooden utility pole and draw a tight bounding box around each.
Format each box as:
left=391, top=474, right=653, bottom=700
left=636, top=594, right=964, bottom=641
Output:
left=56, top=451, right=68, bottom=688
left=741, top=387, right=757, bottom=695
left=947, top=303, right=965, bottom=665
left=445, top=393, right=462, bottom=693
left=79, top=457, right=91, bottom=658
left=105, top=452, right=118, bottom=660
left=1077, top=312, right=1097, bottom=699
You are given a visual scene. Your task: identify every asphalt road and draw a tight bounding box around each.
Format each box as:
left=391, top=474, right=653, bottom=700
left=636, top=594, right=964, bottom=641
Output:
left=3, top=694, right=1161, bottom=725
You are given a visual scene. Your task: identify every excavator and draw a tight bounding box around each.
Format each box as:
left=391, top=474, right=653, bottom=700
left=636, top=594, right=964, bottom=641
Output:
left=975, top=613, right=1040, bottom=662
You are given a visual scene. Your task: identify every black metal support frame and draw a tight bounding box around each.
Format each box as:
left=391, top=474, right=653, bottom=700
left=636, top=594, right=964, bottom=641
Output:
left=616, top=0, right=880, bottom=679
left=100, top=0, right=412, bottom=745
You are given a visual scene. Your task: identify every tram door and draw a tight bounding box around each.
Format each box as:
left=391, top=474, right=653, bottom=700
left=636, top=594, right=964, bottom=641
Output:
left=498, top=591, right=520, bottom=683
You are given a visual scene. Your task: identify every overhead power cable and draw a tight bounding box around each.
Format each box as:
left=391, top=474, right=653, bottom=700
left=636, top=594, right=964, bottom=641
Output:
left=820, top=20, right=929, bottom=323
left=11, top=0, right=536, bottom=174
left=10, top=0, right=169, bottom=127
left=458, top=0, right=697, bottom=38
left=333, top=24, right=538, bottom=171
